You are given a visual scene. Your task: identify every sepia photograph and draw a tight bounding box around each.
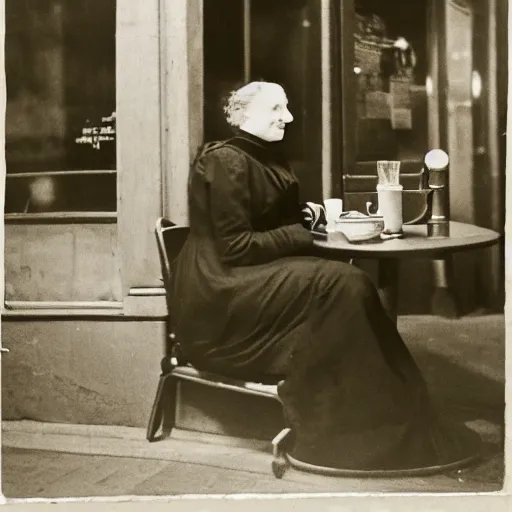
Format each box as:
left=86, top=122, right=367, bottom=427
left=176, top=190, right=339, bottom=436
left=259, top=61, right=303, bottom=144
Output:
left=0, top=0, right=508, bottom=507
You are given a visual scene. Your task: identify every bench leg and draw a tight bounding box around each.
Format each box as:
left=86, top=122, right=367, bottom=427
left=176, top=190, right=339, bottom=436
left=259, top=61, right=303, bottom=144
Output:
left=271, top=427, right=293, bottom=478
left=146, top=373, right=177, bottom=442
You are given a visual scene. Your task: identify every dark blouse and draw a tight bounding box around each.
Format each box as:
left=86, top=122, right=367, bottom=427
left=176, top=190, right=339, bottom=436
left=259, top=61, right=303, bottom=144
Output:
left=188, top=133, right=314, bottom=266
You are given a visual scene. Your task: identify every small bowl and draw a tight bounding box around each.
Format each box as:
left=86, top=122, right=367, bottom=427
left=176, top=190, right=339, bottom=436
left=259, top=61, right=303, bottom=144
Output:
left=334, top=215, right=384, bottom=242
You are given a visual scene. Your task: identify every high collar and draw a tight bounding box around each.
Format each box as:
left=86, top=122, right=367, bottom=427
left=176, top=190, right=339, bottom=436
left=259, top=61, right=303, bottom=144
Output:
left=232, top=128, right=281, bottom=146
left=227, top=129, right=289, bottom=169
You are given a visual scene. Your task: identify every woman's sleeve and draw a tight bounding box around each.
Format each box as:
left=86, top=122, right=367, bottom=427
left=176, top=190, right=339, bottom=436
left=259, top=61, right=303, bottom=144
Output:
left=205, top=147, right=314, bottom=266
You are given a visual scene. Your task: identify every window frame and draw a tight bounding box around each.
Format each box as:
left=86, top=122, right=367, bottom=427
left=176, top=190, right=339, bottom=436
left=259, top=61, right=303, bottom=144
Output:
left=2, top=0, right=175, bottom=317
left=4, top=169, right=118, bottom=222
left=4, top=0, right=118, bottom=222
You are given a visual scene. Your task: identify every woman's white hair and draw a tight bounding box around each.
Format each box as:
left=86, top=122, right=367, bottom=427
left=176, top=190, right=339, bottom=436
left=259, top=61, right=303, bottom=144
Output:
left=224, top=81, right=281, bottom=128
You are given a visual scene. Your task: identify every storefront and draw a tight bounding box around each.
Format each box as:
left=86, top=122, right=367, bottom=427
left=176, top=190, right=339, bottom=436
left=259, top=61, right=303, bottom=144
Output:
left=1, top=0, right=506, bottom=428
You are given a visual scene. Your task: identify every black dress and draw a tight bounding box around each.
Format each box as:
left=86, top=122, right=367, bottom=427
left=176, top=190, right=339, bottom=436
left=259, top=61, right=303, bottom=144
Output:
left=170, top=133, right=480, bottom=471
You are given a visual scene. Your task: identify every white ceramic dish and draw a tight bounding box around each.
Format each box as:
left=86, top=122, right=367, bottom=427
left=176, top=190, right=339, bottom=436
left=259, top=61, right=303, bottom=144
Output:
left=334, top=215, right=384, bottom=242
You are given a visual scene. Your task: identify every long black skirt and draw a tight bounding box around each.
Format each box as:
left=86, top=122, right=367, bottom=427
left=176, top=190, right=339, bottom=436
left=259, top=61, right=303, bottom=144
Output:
left=273, top=261, right=480, bottom=471
left=175, top=252, right=480, bottom=471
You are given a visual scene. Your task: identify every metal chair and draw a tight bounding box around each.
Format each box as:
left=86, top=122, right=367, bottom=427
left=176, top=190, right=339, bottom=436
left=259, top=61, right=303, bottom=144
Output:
left=146, top=217, right=291, bottom=477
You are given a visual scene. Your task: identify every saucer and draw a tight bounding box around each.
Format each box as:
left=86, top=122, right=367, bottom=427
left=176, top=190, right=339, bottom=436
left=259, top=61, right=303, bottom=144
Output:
left=380, top=230, right=404, bottom=240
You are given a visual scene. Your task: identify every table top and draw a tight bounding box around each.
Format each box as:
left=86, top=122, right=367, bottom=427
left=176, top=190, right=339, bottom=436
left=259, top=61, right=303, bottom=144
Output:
left=313, top=221, right=501, bottom=258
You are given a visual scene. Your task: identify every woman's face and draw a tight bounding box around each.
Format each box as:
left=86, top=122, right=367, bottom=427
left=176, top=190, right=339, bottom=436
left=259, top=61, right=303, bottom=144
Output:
left=239, top=85, right=294, bottom=142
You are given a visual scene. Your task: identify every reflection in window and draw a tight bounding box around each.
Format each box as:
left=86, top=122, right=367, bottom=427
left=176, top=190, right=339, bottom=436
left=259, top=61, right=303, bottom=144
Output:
left=5, top=0, right=116, bottom=215
left=353, top=0, right=428, bottom=163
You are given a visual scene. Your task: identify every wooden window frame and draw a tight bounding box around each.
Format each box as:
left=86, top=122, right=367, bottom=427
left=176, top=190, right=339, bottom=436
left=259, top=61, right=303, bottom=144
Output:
left=2, top=0, right=198, bottom=317
left=5, top=168, right=118, bottom=223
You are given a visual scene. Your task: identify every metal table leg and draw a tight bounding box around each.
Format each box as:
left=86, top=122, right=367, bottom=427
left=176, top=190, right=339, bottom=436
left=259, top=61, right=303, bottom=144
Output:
left=431, top=257, right=459, bottom=317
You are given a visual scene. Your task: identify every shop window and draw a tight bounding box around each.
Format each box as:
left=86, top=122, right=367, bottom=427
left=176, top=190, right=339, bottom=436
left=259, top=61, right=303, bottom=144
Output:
left=4, top=0, right=116, bottom=218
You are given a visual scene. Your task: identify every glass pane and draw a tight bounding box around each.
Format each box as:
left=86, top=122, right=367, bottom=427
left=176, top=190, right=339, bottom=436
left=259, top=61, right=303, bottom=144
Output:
left=352, top=0, right=428, bottom=164
left=5, top=173, right=117, bottom=214
left=250, top=0, right=315, bottom=164
left=5, top=0, right=116, bottom=174
left=203, top=0, right=245, bottom=142
left=446, top=0, right=473, bottom=221
left=203, top=0, right=323, bottom=202
left=251, top=0, right=323, bottom=202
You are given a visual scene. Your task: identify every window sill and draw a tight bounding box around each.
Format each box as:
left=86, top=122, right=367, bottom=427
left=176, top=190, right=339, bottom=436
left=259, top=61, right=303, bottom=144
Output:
left=5, top=212, right=117, bottom=223
left=2, top=308, right=126, bottom=318
left=7, top=169, right=117, bottom=178
left=2, top=300, right=123, bottom=318
left=2, top=296, right=167, bottom=320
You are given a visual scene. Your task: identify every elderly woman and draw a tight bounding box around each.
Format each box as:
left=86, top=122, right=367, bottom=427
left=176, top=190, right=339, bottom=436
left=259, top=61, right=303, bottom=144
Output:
left=170, top=81, right=479, bottom=472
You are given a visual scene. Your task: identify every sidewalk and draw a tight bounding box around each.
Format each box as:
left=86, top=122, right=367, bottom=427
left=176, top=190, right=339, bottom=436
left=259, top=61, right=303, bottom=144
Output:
left=1, top=315, right=506, bottom=498
left=1, top=417, right=504, bottom=498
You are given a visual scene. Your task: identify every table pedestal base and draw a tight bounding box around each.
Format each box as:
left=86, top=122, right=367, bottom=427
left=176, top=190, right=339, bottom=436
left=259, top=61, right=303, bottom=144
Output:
left=271, top=426, right=482, bottom=479
left=283, top=452, right=481, bottom=479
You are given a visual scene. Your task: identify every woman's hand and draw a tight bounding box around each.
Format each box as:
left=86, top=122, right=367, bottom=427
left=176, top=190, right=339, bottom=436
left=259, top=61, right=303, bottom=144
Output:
left=300, top=202, right=327, bottom=233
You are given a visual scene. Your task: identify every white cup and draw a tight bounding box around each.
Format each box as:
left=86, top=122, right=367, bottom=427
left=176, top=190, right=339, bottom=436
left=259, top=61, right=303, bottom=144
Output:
left=324, top=198, right=343, bottom=232
left=376, top=184, right=403, bottom=234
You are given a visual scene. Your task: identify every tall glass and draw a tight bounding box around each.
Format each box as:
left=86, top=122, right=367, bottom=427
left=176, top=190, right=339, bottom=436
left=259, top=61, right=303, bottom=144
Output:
left=377, top=160, right=401, bottom=187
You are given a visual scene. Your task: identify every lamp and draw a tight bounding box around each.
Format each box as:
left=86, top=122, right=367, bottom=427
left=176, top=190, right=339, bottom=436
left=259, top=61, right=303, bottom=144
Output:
left=424, top=149, right=450, bottom=237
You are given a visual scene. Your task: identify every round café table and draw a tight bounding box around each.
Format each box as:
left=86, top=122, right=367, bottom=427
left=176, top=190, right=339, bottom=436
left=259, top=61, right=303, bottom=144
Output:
left=313, top=221, right=501, bottom=323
